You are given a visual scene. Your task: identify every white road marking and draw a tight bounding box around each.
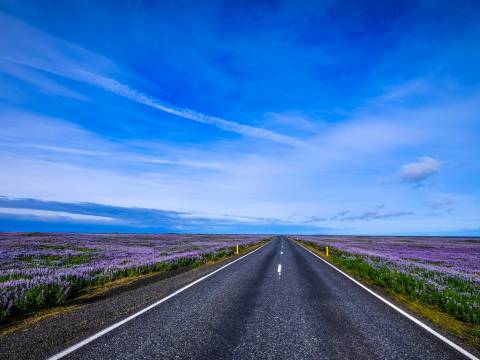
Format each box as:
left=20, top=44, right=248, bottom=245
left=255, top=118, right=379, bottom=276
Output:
left=277, top=264, right=282, bottom=274
left=281, top=251, right=283, bottom=255
left=47, top=240, right=272, bottom=360
left=295, top=241, right=479, bottom=360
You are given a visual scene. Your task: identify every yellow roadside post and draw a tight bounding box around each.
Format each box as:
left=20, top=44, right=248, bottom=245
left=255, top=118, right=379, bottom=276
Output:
left=236, top=244, right=239, bottom=255
left=326, top=246, right=329, bottom=257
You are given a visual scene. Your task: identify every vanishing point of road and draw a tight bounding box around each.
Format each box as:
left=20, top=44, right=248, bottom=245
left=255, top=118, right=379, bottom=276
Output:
left=51, top=236, right=475, bottom=360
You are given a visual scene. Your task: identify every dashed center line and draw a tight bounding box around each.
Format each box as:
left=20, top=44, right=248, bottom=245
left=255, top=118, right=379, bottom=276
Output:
left=277, top=264, right=282, bottom=275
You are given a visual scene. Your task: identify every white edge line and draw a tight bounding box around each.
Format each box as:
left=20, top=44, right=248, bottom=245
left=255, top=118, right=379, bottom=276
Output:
left=295, top=241, right=479, bottom=360
left=47, top=240, right=272, bottom=360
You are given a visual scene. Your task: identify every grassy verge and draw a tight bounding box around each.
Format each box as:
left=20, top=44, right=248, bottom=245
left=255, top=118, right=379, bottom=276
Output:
left=0, top=239, right=269, bottom=327
left=74, top=239, right=269, bottom=303
left=296, top=240, right=480, bottom=350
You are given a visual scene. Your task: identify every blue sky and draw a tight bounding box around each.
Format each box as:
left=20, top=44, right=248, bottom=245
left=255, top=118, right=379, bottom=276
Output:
left=0, top=0, right=479, bottom=234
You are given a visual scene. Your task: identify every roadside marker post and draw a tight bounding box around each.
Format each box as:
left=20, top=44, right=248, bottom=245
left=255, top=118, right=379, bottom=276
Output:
left=326, top=246, right=329, bottom=257
left=236, top=245, right=239, bottom=255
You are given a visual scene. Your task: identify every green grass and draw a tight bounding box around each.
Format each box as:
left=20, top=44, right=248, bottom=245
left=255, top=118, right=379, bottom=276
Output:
left=1, top=240, right=268, bottom=324
left=298, top=241, right=480, bottom=324
left=20, top=254, right=93, bottom=267
left=298, top=240, right=480, bottom=349
left=0, top=274, right=29, bottom=283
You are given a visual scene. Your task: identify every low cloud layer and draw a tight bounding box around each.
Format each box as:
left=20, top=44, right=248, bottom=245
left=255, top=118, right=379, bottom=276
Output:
left=0, top=197, right=324, bottom=233
left=400, top=157, right=442, bottom=183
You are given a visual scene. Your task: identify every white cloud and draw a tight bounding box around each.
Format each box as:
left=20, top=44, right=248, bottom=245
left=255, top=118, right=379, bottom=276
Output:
left=0, top=12, right=305, bottom=148
left=77, top=72, right=307, bottom=147
left=0, top=111, right=228, bottom=171
left=400, top=156, right=442, bottom=182
left=342, top=209, right=414, bottom=221
left=0, top=207, right=114, bottom=222
left=375, top=79, right=431, bottom=104
left=262, top=112, right=324, bottom=134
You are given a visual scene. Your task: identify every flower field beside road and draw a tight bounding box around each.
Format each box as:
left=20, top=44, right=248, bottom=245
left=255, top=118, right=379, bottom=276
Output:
left=0, top=233, right=266, bottom=323
left=296, top=235, right=480, bottom=325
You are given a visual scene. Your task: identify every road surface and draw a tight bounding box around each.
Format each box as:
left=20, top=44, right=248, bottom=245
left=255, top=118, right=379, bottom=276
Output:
left=55, top=236, right=472, bottom=359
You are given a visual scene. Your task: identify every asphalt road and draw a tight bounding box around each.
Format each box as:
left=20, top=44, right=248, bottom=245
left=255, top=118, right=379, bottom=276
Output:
left=57, top=236, right=471, bottom=360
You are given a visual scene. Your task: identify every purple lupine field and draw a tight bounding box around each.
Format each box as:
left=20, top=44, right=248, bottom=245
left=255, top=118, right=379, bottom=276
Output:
left=296, top=235, right=480, bottom=282
left=0, top=232, right=266, bottom=322
left=296, top=235, right=480, bottom=324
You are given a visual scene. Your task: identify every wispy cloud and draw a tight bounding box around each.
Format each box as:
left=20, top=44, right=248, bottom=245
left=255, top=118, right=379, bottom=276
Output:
left=428, top=199, right=455, bottom=212
left=0, top=207, right=114, bottom=223
left=222, top=213, right=293, bottom=224
left=7, top=144, right=110, bottom=157
left=339, top=206, right=414, bottom=221
left=0, top=59, right=90, bottom=101
left=302, top=207, right=414, bottom=223
left=430, top=200, right=454, bottom=210
left=302, top=216, right=329, bottom=223
left=77, top=72, right=307, bottom=147
left=373, top=79, right=432, bottom=104
left=0, top=12, right=304, bottom=147
left=0, top=110, right=227, bottom=171
left=400, top=156, right=442, bottom=182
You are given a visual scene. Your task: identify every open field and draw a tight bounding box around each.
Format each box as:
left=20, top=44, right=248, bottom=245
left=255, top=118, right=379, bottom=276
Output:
left=1, top=236, right=478, bottom=359
left=295, top=236, right=480, bottom=283
left=296, top=235, right=480, bottom=348
left=0, top=233, right=266, bottom=323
